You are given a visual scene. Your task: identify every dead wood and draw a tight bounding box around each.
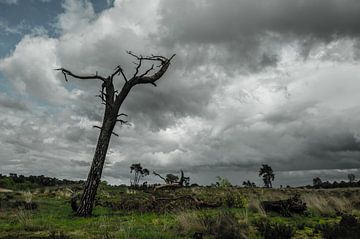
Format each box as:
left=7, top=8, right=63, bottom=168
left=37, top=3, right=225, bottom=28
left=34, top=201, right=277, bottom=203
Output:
left=261, top=194, right=307, bottom=216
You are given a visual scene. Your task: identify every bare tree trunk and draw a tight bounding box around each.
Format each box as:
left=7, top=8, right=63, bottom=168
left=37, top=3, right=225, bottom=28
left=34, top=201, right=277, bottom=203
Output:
left=76, top=119, right=115, bottom=216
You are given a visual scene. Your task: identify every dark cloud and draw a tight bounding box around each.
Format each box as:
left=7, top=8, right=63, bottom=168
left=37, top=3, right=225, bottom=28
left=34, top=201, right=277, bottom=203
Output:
left=158, top=0, right=360, bottom=71
left=1, top=0, right=360, bottom=186
left=159, top=0, right=360, bottom=44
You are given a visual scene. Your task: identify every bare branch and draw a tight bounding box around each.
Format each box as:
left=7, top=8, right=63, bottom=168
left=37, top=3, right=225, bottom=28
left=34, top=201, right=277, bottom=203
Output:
left=133, top=59, right=142, bottom=78
left=55, top=68, right=106, bottom=81
left=127, top=51, right=175, bottom=78
left=139, top=64, right=154, bottom=78
left=93, top=125, right=119, bottom=137
left=111, top=66, right=127, bottom=83
left=116, top=119, right=128, bottom=125
left=127, top=51, right=141, bottom=60
left=116, top=112, right=129, bottom=125
left=128, top=51, right=171, bottom=64
left=153, top=171, right=167, bottom=183
left=131, top=54, right=175, bottom=87
left=96, top=94, right=104, bottom=102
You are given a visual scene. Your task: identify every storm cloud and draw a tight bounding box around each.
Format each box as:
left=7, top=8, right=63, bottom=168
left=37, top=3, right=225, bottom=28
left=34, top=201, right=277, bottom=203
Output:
left=0, top=0, right=359, bottom=186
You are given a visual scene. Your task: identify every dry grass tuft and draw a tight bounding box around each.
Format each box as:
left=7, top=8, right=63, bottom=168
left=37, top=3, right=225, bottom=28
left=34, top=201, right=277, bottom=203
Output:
left=302, top=193, right=352, bottom=215
left=55, top=188, right=73, bottom=199
left=247, top=197, right=266, bottom=216
left=175, top=211, right=206, bottom=235
left=22, top=191, right=33, bottom=203
left=327, top=196, right=352, bottom=212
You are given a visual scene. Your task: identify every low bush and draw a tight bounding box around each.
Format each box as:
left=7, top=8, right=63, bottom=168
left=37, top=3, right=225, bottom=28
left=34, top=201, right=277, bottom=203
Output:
left=255, top=218, right=295, bottom=239
left=201, top=211, right=247, bottom=239
left=318, top=214, right=360, bottom=239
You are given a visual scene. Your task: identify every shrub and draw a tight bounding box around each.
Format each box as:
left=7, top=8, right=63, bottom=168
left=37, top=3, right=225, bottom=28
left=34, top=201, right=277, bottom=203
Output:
left=201, top=211, right=247, bottom=239
left=319, top=214, right=360, bottom=239
left=0, top=177, right=15, bottom=188
left=255, top=218, right=295, bottom=239
left=223, top=190, right=247, bottom=208
left=193, top=188, right=247, bottom=209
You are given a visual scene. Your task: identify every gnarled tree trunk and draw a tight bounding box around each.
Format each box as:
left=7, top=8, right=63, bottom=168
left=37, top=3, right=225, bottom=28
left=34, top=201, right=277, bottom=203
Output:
left=56, top=52, right=175, bottom=216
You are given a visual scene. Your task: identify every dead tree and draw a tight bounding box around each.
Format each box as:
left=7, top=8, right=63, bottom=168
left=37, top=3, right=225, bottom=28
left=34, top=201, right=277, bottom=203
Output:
left=178, top=170, right=190, bottom=186
left=153, top=171, right=168, bottom=183
left=56, top=52, right=175, bottom=216
left=153, top=170, right=190, bottom=190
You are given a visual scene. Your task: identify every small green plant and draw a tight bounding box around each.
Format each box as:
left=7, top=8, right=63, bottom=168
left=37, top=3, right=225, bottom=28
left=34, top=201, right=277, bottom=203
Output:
left=224, top=190, right=247, bottom=208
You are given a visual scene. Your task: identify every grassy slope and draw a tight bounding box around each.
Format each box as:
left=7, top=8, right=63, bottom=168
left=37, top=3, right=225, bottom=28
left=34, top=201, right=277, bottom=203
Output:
left=0, top=186, right=359, bottom=239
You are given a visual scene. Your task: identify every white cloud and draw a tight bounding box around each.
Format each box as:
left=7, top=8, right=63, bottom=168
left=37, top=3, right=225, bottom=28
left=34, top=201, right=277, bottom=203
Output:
left=57, top=0, right=95, bottom=34
left=0, top=35, right=74, bottom=104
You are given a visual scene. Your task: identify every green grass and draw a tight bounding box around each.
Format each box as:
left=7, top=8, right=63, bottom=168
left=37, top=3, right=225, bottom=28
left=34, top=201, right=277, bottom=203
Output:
left=0, top=186, right=359, bottom=238
left=0, top=194, right=185, bottom=238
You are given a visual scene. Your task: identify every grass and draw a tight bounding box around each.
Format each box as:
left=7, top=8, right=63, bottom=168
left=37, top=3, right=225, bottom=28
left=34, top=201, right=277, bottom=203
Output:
left=0, top=186, right=359, bottom=238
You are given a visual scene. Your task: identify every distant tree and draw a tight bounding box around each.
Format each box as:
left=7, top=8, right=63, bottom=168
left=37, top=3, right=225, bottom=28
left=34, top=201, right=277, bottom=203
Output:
left=216, top=176, right=232, bottom=187
left=0, top=177, right=14, bottom=188
left=348, top=174, right=355, bottom=183
left=130, top=163, right=149, bottom=186
left=259, top=164, right=275, bottom=188
left=313, top=177, right=322, bottom=188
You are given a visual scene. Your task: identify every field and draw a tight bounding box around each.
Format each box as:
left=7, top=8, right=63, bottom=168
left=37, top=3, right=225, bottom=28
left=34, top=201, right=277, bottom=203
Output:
left=1, top=185, right=360, bottom=239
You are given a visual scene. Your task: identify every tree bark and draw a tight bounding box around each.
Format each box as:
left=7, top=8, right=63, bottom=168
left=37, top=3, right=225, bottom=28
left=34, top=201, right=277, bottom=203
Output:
left=76, top=118, right=116, bottom=216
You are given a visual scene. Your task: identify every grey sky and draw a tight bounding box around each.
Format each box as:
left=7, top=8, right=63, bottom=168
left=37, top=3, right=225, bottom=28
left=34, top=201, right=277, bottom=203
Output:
left=0, top=0, right=360, bottom=186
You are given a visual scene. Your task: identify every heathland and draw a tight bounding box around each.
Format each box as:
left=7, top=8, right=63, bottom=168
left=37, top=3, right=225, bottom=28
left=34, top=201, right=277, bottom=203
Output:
left=0, top=176, right=360, bottom=239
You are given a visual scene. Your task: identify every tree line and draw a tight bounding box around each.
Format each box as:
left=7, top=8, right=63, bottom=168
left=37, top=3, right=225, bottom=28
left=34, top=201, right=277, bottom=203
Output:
left=0, top=173, right=83, bottom=190
left=310, top=174, right=359, bottom=189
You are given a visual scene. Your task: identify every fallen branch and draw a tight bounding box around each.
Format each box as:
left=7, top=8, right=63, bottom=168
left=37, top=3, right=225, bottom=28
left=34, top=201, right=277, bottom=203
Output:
left=261, top=194, right=307, bottom=216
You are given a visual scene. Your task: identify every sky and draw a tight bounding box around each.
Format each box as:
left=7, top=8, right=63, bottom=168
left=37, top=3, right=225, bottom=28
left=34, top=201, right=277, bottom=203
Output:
left=0, top=0, right=360, bottom=187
